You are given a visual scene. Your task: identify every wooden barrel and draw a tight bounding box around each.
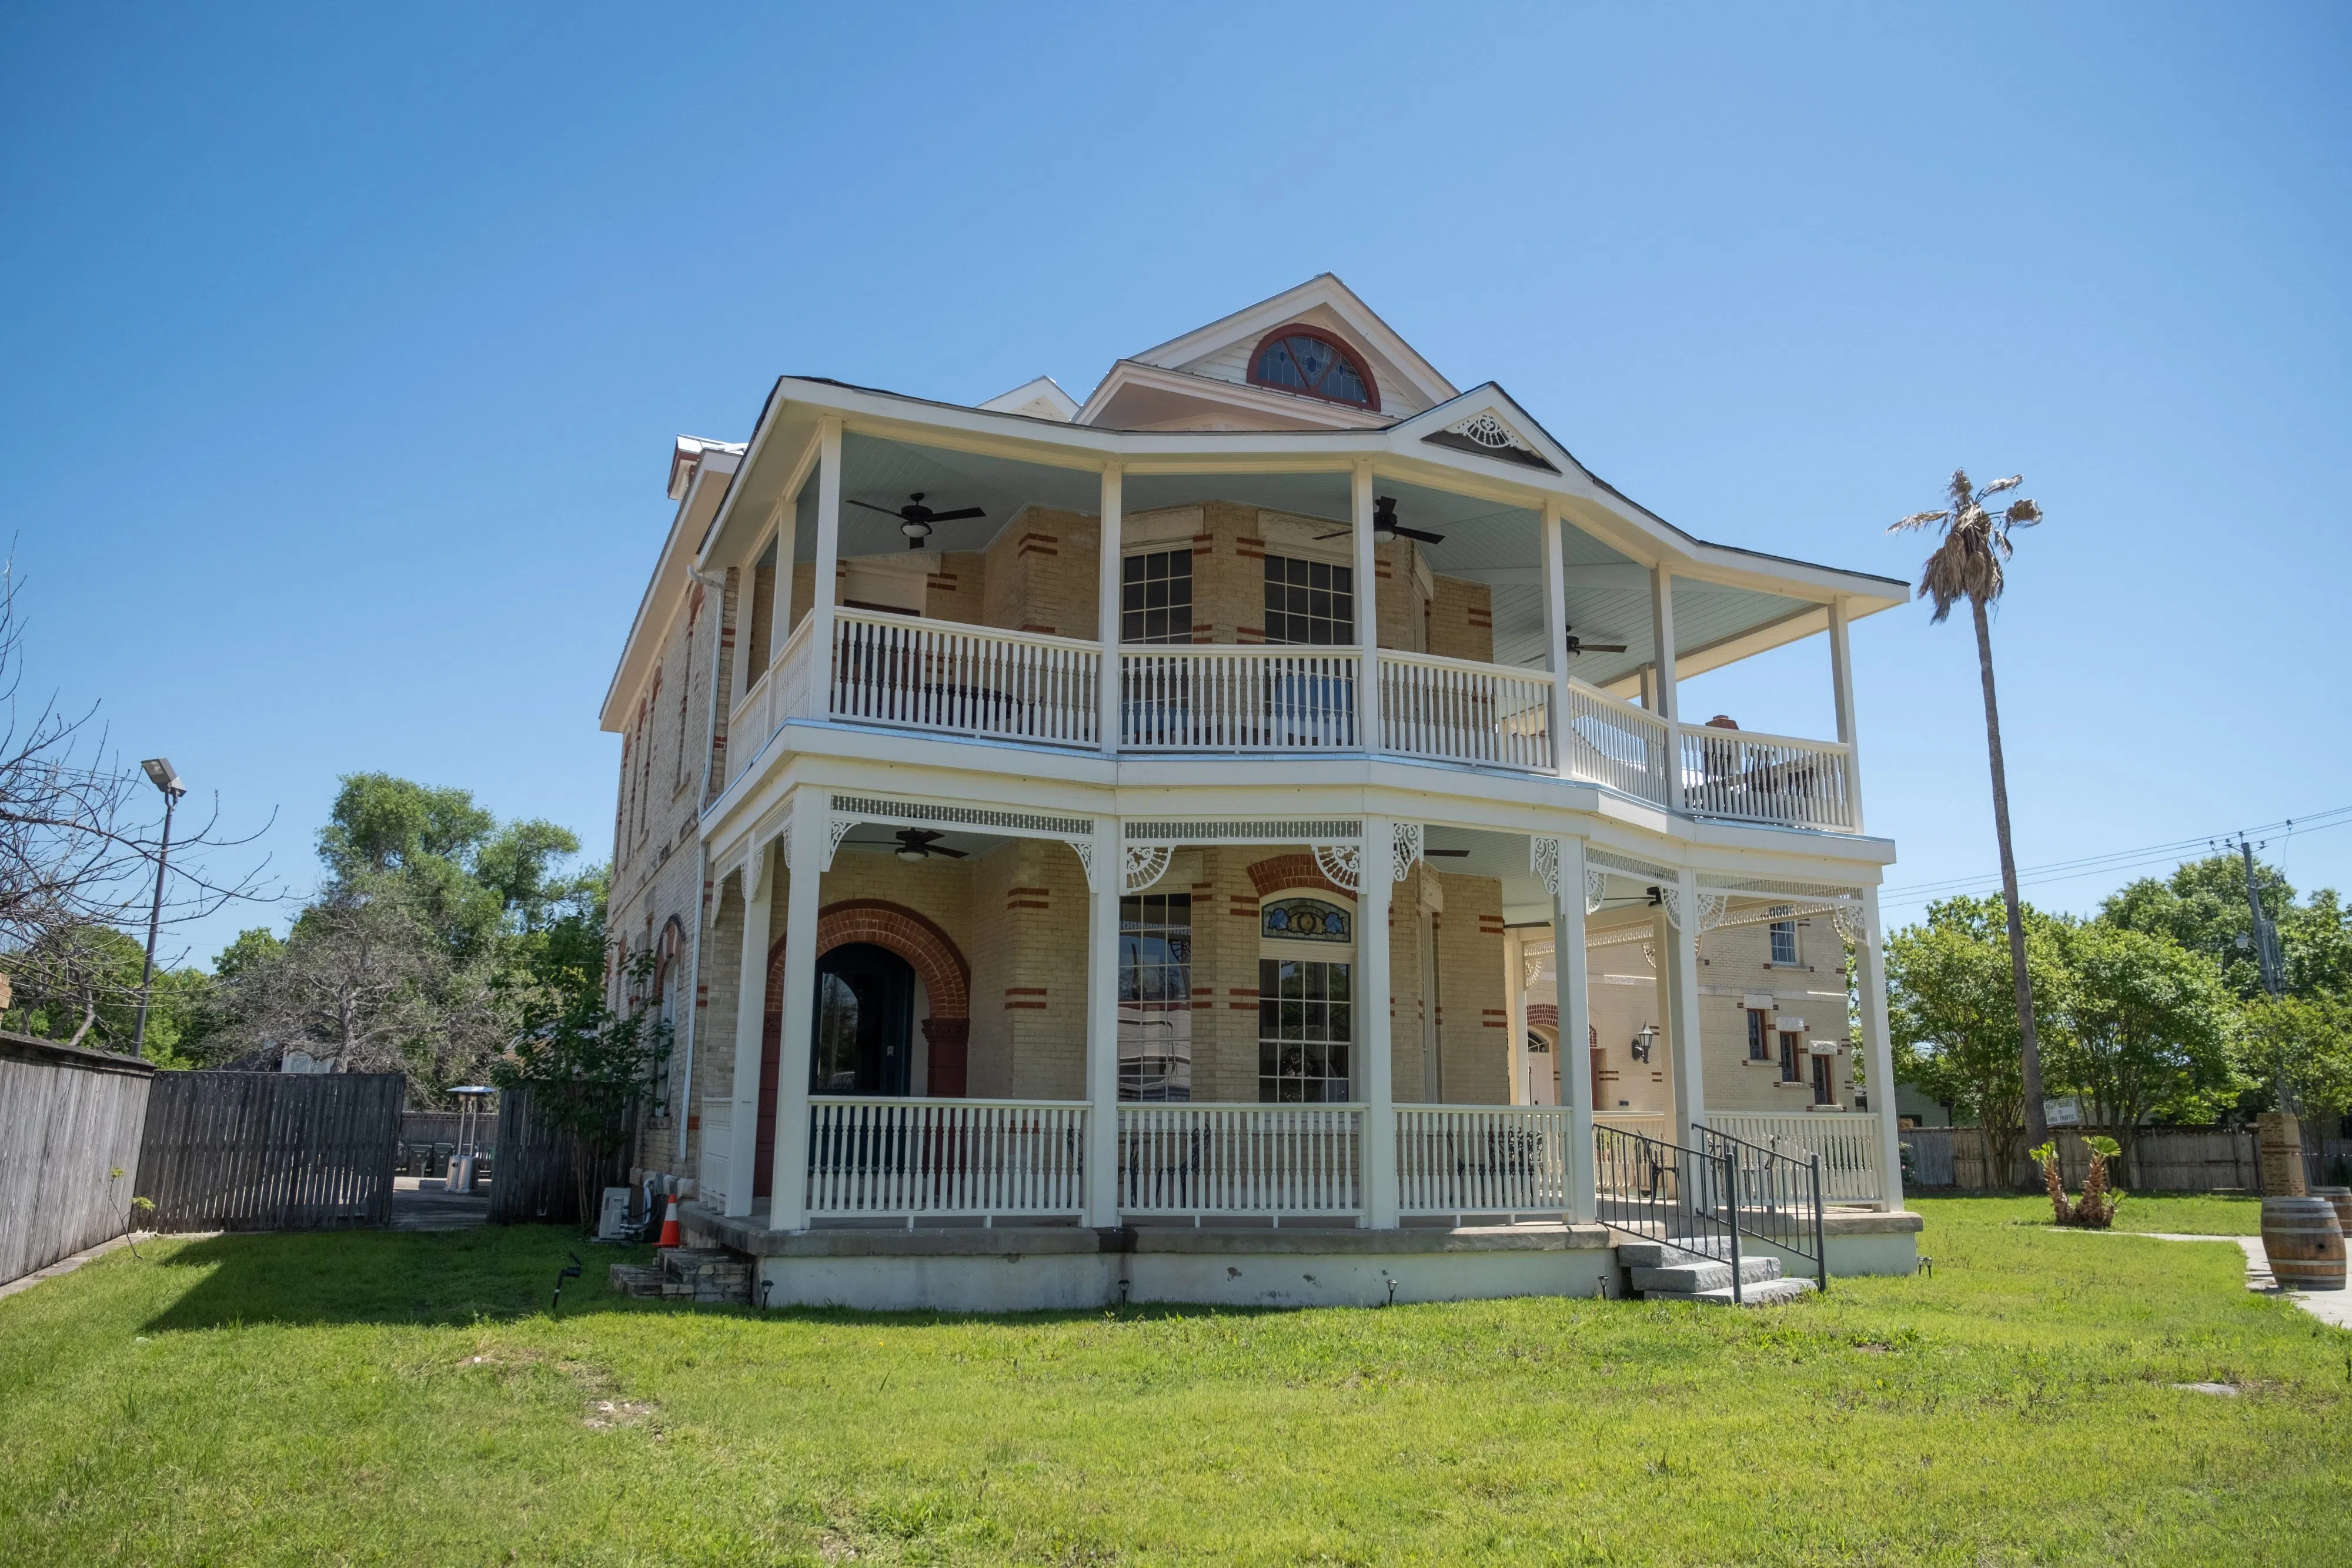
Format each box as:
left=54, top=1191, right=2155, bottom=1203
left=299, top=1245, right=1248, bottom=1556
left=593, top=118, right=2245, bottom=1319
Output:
left=2313, top=1186, right=2352, bottom=1238
left=2261, top=1196, right=2347, bottom=1290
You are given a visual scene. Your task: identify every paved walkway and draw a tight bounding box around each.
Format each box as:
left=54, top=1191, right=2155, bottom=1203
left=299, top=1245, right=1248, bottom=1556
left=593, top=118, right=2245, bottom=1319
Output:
left=2120, top=1229, right=2352, bottom=1330
left=389, top=1175, right=490, bottom=1233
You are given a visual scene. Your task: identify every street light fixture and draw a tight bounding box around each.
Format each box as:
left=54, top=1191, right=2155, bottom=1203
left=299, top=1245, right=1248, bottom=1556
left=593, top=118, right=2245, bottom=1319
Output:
left=131, top=758, right=188, bottom=1059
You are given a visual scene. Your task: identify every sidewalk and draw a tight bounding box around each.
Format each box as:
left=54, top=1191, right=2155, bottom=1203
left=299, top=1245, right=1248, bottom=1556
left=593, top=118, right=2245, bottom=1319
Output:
left=2124, top=1229, right=2352, bottom=1330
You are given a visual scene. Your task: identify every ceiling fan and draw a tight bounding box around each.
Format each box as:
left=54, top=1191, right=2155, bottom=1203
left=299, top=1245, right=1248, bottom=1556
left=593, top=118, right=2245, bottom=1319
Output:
left=1315, top=495, right=1446, bottom=547
left=838, top=827, right=970, bottom=862
left=847, top=492, right=986, bottom=549
left=1564, top=624, right=1629, bottom=657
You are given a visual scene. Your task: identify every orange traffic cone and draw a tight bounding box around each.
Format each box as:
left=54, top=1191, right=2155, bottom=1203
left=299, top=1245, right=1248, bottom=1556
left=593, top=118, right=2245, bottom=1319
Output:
left=655, top=1192, right=682, bottom=1249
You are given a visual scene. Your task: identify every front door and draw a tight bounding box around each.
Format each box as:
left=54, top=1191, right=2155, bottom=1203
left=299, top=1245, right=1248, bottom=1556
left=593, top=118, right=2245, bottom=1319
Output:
left=810, top=942, right=916, bottom=1096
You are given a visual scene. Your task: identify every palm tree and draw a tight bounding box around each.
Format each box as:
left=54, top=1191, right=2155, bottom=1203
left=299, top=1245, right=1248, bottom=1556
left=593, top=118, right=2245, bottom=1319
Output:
left=1890, top=470, right=2049, bottom=1169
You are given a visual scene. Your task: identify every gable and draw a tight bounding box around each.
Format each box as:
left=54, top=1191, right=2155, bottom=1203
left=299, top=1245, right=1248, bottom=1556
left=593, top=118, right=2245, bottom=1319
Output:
left=1168, top=303, right=1439, bottom=417
left=1419, top=407, right=1559, bottom=472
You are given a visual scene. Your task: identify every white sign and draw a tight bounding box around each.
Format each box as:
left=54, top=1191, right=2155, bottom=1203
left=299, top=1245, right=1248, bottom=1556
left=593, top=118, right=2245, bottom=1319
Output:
left=2044, top=1096, right=2082, bottom=1128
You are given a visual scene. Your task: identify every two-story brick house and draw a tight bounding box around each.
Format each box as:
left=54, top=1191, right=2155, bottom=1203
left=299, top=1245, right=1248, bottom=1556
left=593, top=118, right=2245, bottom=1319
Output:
left=601, top=276, right=1921, bottom=1308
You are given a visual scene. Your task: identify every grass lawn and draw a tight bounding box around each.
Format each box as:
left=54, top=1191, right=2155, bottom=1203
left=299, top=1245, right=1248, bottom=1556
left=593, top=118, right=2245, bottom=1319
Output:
left=2, top=1198, right=2344, bottom=1567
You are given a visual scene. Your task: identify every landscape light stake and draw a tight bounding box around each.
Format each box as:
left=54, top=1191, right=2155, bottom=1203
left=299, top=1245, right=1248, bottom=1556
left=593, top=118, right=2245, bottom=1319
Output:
left=552, top=1252, right=583, bottom=1315
left=131, top=758, right=187, bottom=1059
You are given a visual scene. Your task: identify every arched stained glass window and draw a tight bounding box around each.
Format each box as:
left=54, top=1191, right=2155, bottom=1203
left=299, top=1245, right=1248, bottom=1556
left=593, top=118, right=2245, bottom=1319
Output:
left=1247, top=330, right=1378, bottom=410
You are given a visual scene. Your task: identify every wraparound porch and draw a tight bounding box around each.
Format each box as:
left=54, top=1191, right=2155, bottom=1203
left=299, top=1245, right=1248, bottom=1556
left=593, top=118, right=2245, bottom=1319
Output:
left=695, top=1097, right=1891, bottom=1229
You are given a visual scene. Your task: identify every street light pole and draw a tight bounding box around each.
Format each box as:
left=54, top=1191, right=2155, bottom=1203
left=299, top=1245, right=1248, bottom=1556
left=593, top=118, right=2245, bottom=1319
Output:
left=132, top=758, right=186, bottom=1059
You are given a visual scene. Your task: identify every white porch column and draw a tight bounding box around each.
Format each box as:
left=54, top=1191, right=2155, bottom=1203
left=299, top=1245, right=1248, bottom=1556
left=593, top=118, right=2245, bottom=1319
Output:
left=1540, top=500, right=1577, bottom=782
left=1097, top=464, right=1123, bottom=757
left=1358, top=815, right=1398, bottom=1226
left=1856, top=887, right=1906, bottom=1212
left=1828, top=596, right=1866, bottom=834
left=1649, top=566, right=1680, bottom=808
left=1084, top=820, right=1122, bottom=1226
left=809, top=417, right=844, bottom=720
left=1552, top=837, right=1597, bottom=1222
left=1665, top=869, right=1706, bottom=1144
left=1351, top=462, right=1380, bottom=753
left=1504, top=932, right=1531, bottom=1105
left=767, top=803, right=825, bottom=1232
left=1649, top=567, right=1678, bottom=724
left=723, top=843, right=772, bottom=1218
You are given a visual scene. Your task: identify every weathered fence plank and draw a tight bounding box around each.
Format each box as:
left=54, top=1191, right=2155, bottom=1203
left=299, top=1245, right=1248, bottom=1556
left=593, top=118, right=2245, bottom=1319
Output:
left=0, top=1031, right=156, bottom=1287
left=1900, top=1125, right=2268, bottom=1193
left=487, top=1084, right=583, bottom=1224
left=134, top=1072, right=401, bottom=1231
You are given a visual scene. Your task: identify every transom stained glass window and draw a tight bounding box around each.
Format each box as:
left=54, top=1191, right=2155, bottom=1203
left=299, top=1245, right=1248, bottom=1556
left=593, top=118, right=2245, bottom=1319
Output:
left=1249, top=331, right=1377, bottom=409
left=1262, top=555, right=1354, bottom=646
left=1262, top=898, right=1350, bottom=942
left=1120, top=549, right=1192, bottom=644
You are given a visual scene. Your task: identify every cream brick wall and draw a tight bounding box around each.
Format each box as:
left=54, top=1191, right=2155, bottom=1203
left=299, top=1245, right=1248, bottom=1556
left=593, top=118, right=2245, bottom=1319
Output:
left=1695, top=913, right=1856, bottom=1114
left=963, top=838, right=1090, bottom=1099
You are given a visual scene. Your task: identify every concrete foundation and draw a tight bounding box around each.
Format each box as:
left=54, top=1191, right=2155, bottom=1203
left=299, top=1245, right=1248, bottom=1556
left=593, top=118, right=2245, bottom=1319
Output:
left=679, top=1202, right=1923, bottom=1313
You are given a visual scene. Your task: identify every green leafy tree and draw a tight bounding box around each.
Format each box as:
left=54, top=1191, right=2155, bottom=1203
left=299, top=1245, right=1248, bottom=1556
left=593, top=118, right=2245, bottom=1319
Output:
left=2046, top=922, right=2240, bottom=1181
left=2102, top=854, right=2352, bottom=1001
left=1887, top=894, right=2070, bottom=1186
left=2236, top=993, right=2352, bottom=1121
left=496, top=942, right=667, bottom=1226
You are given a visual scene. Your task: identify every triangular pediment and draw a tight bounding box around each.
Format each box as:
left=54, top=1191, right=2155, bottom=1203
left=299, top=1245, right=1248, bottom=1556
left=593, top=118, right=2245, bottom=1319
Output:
left=1418, top=406, right=1559, bottom=473
left=1077, top=274, right=1457, bottom=429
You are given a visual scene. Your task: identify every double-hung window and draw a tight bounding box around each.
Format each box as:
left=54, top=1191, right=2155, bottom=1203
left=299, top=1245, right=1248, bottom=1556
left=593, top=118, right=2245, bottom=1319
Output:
left=1118, top=893, right=1192, bottom=1101
left=1779, top=1029, right=1803, bottom=1083
left=1769, top=906, right=1799, bottom=966
left=1262, top=555, right=1354, bottom=646
left=1746, top=1008, right=1772, bottom=1062
left=1121, top=550, right=1192, bottom=644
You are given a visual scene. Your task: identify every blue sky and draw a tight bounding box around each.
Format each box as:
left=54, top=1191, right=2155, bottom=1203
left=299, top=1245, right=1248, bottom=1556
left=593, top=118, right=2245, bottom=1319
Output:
left=5, top=4, right=2347, bottom=967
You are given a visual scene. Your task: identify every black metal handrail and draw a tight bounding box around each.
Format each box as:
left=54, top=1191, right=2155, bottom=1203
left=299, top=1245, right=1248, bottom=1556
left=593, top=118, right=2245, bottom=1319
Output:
left=1697, top=1124, right=1828, bottom=1293
left=1594, top=1124, right=1746, bottom=1302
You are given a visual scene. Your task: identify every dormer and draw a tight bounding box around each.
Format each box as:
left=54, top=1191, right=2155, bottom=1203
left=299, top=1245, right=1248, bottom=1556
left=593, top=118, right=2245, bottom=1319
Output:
left=1075, top=274, right=1458, bottom=432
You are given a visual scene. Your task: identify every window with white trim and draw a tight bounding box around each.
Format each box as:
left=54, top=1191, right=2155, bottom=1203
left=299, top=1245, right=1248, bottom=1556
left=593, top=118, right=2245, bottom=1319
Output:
left=1118, top=893, right=1192, bottom=1101
left=1769, top=905, right=1799, bottom=965
left=1258, top=895, right=1354, bottom=1102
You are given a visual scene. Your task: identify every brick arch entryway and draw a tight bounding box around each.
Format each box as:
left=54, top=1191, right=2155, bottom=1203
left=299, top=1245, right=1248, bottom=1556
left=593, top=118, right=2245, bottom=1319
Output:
left=751, top=900, right=973, bottom=1200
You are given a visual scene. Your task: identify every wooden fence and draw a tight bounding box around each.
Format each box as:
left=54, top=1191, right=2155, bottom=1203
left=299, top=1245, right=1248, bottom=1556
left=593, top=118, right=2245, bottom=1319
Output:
left=135, top=1072, right=402, bottom=1231
left=0, top=1031, right=156, bottom=1287
left=488, top=1084, right=597, bottom=1225
left=1902, top=1125, right=2296, bottom=1192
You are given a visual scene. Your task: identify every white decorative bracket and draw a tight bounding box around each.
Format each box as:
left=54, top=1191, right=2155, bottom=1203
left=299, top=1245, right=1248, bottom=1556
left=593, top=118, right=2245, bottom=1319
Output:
left=823, top=814, right=858, bottom=871
left=1530, top=836, right=1561, bottom=897
left=1657, top=882, right=1683, bottom=931
left=1312, top=844, right=1361, bottom=893
left=1123, top=845, right=1174, bottom=894
left=1392, top=822, right=1422, bottom=884
left=1694, top=891, right=1728, bottom=935
left=1832, top=898, right=1870, bottom=948
left=1069, top=837, right=1099, bottom=894
left=1584, top=864, right=1608, bottom=916
left=1522, top=948, right=1546, bottom=988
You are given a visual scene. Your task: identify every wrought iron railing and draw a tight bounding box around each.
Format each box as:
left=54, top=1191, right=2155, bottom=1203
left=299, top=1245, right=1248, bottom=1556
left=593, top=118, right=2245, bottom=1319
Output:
left=1698, top=1123, right=1828, bottom=1293
left=1594, top=1122, right=1745, bottom=1299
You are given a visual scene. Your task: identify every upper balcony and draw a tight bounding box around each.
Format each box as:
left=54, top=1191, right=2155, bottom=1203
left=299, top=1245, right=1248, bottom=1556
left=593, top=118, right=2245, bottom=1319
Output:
left=694, top=384, right=1904, bottom=837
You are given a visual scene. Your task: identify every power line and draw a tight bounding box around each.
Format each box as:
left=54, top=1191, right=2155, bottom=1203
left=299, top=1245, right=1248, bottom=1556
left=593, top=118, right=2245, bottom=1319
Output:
left=1880, top=803, right=2352, bottom=908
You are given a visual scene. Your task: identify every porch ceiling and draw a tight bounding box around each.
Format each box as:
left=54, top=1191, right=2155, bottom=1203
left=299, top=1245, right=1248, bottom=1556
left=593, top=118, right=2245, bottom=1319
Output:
left=804, top=432, right=1103, bottom=562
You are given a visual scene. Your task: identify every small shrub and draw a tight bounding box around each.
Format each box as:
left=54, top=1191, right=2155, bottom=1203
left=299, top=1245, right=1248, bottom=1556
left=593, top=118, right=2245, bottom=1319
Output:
left=2034, top=1136, right=2123, bottom=1229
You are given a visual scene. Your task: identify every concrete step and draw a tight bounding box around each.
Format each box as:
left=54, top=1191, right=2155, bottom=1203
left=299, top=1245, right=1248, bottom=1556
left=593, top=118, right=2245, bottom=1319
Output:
left=1615, top=1238, right=1739, bottom=1268
left=1642, top=1276, right=1818, bottom=1308
left=1629, top=1255, right=1784, bottom=1294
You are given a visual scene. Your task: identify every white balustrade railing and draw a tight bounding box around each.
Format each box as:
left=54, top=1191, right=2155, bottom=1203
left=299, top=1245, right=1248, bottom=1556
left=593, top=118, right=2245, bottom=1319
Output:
left=1561, top=680, right=1673, bottom=807
left=829, top=609, right=1098, bottom=748
left=697, top=1096, right=732, bottom=1210
left=1117, top=1104, right=1363, bottom=1219
left=805, top=1097, right=1087, bottom=1222
left=1701, top=1111, right=1884, bottom=1203
left=1120, top=647, right=1359, bottom=751
left=772, top=613, right=818, bottom=727
left=1678, top=724, right=1856, bottom=832
left=1395, top=1105, right=1574, bottom=1216
left=724, top=667, right=773, bottom=789
left=1379, top=652, right=1553, bottom=772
